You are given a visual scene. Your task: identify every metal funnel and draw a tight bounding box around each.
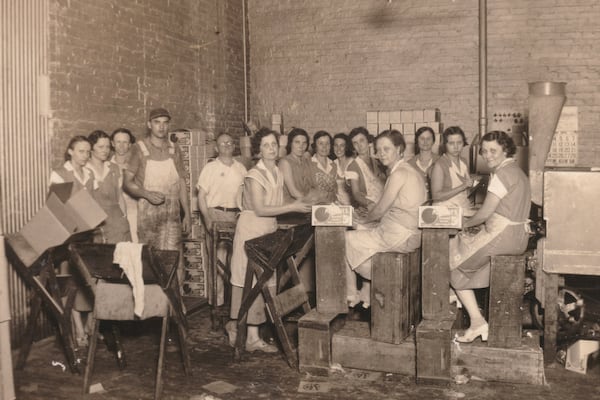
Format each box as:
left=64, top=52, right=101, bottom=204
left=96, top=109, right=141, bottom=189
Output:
left=528, top=82, right=566, bottom=206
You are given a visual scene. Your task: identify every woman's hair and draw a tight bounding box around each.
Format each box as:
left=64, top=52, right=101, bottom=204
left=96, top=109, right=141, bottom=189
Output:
left=480, top=130, right=517, bottom=158
left=414, top=126, right=436, bottom=155
left=286, top=127, right=309, bottom=155
left=440, top=126, right=468, bottom=154
left=252, top=127, right=279, bottom=156
left=64, top=135, right=90, bottom=161
left=88, top=130, right=110, bottom=148
left=376, top=129, right=406, bottom=153
left=311, top=130, right=332, bottom=154
left=349, top=126, right=373, bottom=143
left=332, top=133, right=353, bottom=158
left=110, top=127, right=136, bottom=144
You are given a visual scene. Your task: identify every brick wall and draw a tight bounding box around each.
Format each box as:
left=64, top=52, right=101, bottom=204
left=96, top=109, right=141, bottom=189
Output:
left=248, top=0, right=600, bottom=166
left=48, top=0, right=246, bottom=167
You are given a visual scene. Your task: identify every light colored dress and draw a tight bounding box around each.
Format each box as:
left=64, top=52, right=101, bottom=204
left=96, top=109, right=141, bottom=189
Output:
left=450, top=158, right=531, bottom=289
left=230, top=160, right=284, bottom=288
left=310, top=155, right=337, bottom=204
left=408, top=154, right=439, bottom=200
left=345, top=160, right=426, bottom=271
left=334, top=158, right=352, bottom=205
left=433, top=154, right=473, bottom=215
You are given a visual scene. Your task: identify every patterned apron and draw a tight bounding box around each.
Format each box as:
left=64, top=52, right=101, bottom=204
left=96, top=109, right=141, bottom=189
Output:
left=137, top=141, right=182, bottom=251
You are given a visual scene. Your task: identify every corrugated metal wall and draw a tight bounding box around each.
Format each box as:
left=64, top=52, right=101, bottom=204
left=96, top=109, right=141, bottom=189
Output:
left=1, top=0, right=53, bottom=348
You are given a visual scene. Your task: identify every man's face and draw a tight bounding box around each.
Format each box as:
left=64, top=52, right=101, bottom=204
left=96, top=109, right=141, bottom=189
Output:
left=216, top=134, right=234, bottom=157
left=147, top=116, right=170, bottom=139
left=112, top=132, right=132, bottom=156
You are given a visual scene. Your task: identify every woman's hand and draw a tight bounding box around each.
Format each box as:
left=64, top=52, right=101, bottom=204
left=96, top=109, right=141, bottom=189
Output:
left=460, top=174, right=474, bottom=189
left=291, top=200, right=312, bottom=214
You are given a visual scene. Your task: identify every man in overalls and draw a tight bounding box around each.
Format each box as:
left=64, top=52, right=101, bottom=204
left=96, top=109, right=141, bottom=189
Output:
left=124, top=108, right=191, bottom=254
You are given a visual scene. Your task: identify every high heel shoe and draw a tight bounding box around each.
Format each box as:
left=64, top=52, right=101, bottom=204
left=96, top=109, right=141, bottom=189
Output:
left=455, top=323, right=488, bottom=343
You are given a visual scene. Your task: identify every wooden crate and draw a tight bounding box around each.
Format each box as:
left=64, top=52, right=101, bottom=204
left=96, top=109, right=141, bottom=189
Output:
left=332, top=321, right=416, bottom=376
left=371, top=250, right=421, bottom=344
left=451, top=330, right=545, bottom=385
left=488, top=254, right=526, bottom=348
left=315, top=227, right=347, bottom=314
left=298, top=309, right=345, bottom=376
left=421, top=229, right=454, bottom=320
left=416, top=319, right=454, bottom=384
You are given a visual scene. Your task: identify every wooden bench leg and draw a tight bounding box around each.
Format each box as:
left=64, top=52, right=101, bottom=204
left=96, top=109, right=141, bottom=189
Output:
left=488, top=255, right=526, bottom=348
left=155, top=316, right=168, bottom=400
left=83, top=318, right=100, bottom=394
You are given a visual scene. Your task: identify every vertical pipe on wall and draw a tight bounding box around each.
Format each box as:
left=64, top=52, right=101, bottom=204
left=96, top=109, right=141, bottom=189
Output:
left=242, top=0, right=248, bottom=123
left=478, top=0, right=487, bottom=141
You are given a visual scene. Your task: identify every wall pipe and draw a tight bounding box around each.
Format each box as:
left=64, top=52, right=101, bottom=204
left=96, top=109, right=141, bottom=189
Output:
left=242, top=0, right=248, bottom=123
left=479, top=0, right=487, bottom=141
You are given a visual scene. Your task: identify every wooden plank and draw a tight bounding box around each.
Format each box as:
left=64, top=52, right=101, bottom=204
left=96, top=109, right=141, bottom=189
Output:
left=543, top=270, right=559, bottom=364
left=488, top=255, right=525, bottom=348
left=270, top=284, right=308, bottom=316
left=416, top=319, right=454, bottom=383
left=451, top=331, right=545, bottom=385
left=315, top=227, right=347, bottom=314
left=332, top=321, right=415, bottom=376
left=298, top=309, right=345, bottom=375
left=421, top=229, right=453, bottom=320
left=371, top=253, right=410, bottom=344
left=409, top=250, right=422, bottom=330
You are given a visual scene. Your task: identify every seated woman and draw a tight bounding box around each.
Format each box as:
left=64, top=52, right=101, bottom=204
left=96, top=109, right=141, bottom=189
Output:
left=227, top=128, right=310, bottom=353
left=451, top=131, right=531, bottom=343
left=430, top=126, right=475, bottom=215
left=407, top=126, right=439, bottom=200
left=346, top=127, right=385, bottom=214
left=345, top=130, right=426, bottom=307
left=309, top=130, right=337, bottom=204
left=49, top=136, right=96, bottom=348
left=332, top=133, right=354, bottom=205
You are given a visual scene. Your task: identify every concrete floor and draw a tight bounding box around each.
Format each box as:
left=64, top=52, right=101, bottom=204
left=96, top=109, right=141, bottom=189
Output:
left=12, top=307, right=600, bottom=400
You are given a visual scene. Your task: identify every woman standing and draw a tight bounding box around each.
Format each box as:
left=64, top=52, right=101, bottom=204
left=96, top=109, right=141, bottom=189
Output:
left=408, top=126, right=439, bottom=199
left=346, top=127, right=385, bottom=214
left=49, top=136, right=96, bottom=348
left=345, top=130, right=426, bottom=307
left=309, top=131, right=337, bottom=204
left=227, top=128, right=311, bottom=353
left=87, top=130, right=131, bottom=244
left=431, top=126, right=475, bottom=215
left=110, top=128, right=138, bottom=242
left=279, top=128, right=313, bottom=202
left=332, top=133, right=354, bottom=205
left=451, top=131, right=531, bottom=343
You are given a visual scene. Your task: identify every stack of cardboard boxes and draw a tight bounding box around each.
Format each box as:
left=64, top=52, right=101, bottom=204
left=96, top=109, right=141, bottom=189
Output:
left=366, top=109, right=442, bottom=158
left=170, top=129, right=216, bottom=299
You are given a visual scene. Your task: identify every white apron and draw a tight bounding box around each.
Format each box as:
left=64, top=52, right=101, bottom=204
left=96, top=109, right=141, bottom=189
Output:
left=435, top=158, right=473, bottom=216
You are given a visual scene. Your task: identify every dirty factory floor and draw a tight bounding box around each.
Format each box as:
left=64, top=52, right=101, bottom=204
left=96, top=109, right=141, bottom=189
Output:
left=12, top=305, right=600, bottom=400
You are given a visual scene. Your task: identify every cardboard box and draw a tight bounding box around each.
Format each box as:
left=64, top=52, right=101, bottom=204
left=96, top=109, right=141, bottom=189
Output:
left=311, top=205, right=353, bottom=227
left=389, top=111, right=401, bottom=124
left=400, top=110, right=413, bottom=123
left=413, top=109, right=424, bottom=123
left=402, top=123, right=415, bottom=135
left=378, top=111, right=390, bottom=125
left=423, top=108, right=440, bottom=122
left=418, top=206, right=462, bottom=229
left=12, top=188, right=107, bottom=265
left=366, top=111, right=378, bottom=124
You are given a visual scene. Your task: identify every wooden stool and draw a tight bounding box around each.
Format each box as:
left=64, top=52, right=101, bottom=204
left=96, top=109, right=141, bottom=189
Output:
left=371, top=250, right=421, bottom=344
left=488, top=254, right=527, bottom=348
left=68, top=243, right=191, bottom=400
left=234, top=224, right=313, bottom=368
left=209, top=220, right=236, bottom=330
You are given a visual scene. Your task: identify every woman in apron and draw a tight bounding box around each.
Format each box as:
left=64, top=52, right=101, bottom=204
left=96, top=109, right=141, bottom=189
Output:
left=227, top=128, right=311, bottom=353
left=332, top=133, right=354, bottom=205
left=451, top=131, right=531, bottom=343
left=431, top=126, right=476, bottom=216
left=407, top=126, right=439, bottom=200
left=87, top=130, right=131, bottom=244
left=345, top=130, right=427, bottom=308
left=279, top=128, right=313, bottom=202
left=49, top=136, right=96, bottom=348
left=346, top=127, right=385, bottom=215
